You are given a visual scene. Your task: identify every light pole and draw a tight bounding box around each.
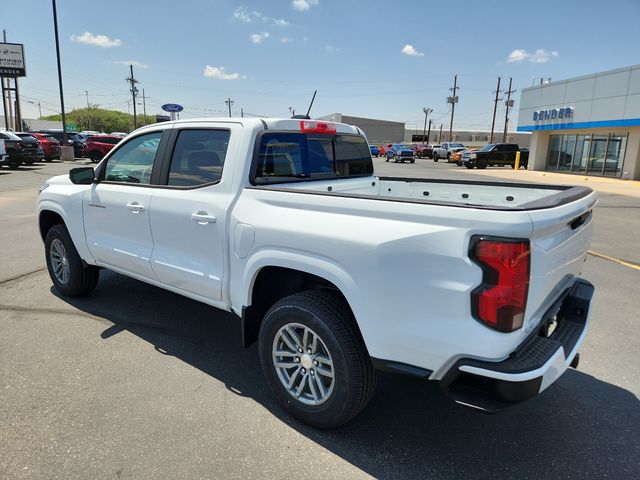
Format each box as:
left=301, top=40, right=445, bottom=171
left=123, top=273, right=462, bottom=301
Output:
left=26, top=100, right=42, bottom=118
left=51, top=0, right=68, bottom=144
left=422, top=107, right=432, bottom=143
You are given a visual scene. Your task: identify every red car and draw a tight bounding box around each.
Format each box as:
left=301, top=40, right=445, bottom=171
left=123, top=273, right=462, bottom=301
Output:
left=83, top=135, right=122, bottom=163
left=30, top=133, right=61, bottom=162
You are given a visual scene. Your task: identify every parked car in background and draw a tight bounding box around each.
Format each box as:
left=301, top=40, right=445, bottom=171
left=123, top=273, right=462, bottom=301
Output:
left=83, top=134, right=123, bottom=163
left=415, top=144, right=434, bottom=159
left=463, top=143, right=530, bottom=169
left=0, top=131, right=43, bottom=168
left=432, top=143, right=467, bottom=162
left=385, top=143, right=415, bottom=163
left=34, top=130, right=86, bottom=158
left=15, top=133, right=46, bottom=165
left=110, top=132, right=128, bottom=137
left=369, top=145, right=380, bottom=157
left=30, top=133, right=61, bottom=162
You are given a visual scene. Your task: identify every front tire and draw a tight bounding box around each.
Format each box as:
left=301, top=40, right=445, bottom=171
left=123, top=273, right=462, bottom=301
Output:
left=477, top=159, right=488, bottom=169
left=45, top=224, right=99, bottom=297
left=258, top=290, right=376, bottom=428
left=89, top=151, right=102, bottom=163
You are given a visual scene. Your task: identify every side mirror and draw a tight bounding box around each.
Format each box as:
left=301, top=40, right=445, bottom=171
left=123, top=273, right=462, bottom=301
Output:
left=69, top=167, right=95, bottom=185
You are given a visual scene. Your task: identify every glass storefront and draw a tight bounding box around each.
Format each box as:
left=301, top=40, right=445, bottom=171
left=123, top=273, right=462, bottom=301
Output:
left=546, top=132, right=628, bottom=177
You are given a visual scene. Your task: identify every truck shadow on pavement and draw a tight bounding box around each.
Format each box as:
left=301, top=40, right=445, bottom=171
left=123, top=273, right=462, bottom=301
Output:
left=55, top=270, right=640, bottom=480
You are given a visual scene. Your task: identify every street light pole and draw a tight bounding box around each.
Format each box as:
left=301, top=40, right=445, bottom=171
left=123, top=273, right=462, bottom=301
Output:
left=422, top=107, right=432, bottom=143
left=51, top=0, right=68, bottom=144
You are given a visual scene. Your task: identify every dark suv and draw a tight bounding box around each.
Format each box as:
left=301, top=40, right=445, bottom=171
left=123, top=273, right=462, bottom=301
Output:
left=463, top=143, right=529, bottom=169
left=34, top=130, right=86, bottom=158
left=83, top=135, right=122, bottom=162
left=0, top=131, right=44, bottom=168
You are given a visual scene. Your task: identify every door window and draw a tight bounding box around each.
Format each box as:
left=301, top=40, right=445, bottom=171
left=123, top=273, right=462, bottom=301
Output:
left=103, top=132, right=162, bottom=185
left=167, top=129, right=230, bottom=187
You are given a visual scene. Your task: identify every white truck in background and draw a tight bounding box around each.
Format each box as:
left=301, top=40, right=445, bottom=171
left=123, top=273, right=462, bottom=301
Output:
left=432, top=142, right=467, bottom=162
left=37, top=117, right=596, bottom=427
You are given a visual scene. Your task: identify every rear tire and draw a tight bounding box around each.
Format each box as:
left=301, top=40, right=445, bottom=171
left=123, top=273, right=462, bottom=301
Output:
left=45, top=224, right=99, bottom=297
left=258, top=290, right=376, bottom=428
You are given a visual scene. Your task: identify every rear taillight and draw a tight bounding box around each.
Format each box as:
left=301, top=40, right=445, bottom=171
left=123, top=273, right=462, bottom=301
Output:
left=470, top=236, right=530, bottom=333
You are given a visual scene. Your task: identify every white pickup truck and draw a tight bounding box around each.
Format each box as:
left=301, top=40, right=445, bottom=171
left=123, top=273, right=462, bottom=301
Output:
left=37, top=118, right=596, bottom=427
left=432, top=142, right=467, bottom=162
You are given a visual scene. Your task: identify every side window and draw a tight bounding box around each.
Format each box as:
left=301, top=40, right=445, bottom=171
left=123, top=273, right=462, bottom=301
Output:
left=334, top=135, right=373, bottom=176
left=103, top=131, right=162, bottom=185
left=167, top=129, right=230, bottom=187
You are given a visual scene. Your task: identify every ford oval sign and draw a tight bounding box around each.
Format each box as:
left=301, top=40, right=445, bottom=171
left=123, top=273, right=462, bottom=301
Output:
left=161, top=103, right=184, bottom=113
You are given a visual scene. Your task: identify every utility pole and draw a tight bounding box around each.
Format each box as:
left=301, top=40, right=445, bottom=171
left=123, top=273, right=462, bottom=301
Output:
left=51, top=0, right=68, bottom=143
left=225, top=98, right=234, bottom=117
left=489, top=77, right=502, bottom=144
left=503, top=77, right=516, bottom=143
left=447, top=74, right=459, bottom=142
left=141, top=89, right=147, bottom=126
left=426, top=119, right=432, bottom=144
left=422, top=107, right=432, bottom=143
left=126, top=64, right=139, bottom=129
left=241, top=107, right=244, bottom=118
left=438, top=123, right=443, bottom=144
left=85, top=90, right=92, bottom=130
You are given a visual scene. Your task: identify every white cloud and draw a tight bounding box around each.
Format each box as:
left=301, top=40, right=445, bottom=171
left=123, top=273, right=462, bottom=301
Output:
left=233, top=6, right=255, bottom=22
left=401, top=44, right=424, bottom=57
left=280, top=37, right=293, bottom=43
left=70, top=31, right=122, bottom=48
left=530, top=49, right=559, bottom=63
left=233, top=6, right=289, bottom=26
left=250, top=32, right=271, bottom=44
left=507, top=48, right=559, bottom=63
left=507, top=49, right=529, bottom=62
left=292, top=0, right=319, bottom=11
left=114, top=60, right=148, bottom=69
left=203, top=65, right=245, bottom=80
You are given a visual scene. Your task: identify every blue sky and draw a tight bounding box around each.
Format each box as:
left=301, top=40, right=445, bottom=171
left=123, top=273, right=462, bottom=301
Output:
left=3, top=0, right=640, bottom=131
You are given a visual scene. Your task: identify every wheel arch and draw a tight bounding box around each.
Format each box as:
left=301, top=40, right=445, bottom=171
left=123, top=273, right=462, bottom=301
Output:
left=38, top=201, right=96, bottom=265
left=238, top=256, right=363, bottom=349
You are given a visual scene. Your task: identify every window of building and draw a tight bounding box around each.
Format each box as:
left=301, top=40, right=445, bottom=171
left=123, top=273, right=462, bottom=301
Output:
left=545, top=132, right=627, bottom=177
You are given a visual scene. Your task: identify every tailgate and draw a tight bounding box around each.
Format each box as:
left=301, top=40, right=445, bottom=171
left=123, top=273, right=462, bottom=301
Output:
left=523, top=190, right=597, bottom=335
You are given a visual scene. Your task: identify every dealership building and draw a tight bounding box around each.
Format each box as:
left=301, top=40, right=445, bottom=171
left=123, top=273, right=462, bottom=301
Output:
left=517, top=64, right=640, bottom=180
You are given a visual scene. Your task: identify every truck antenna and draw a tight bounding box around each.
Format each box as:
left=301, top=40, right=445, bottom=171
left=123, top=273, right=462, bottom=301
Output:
left=291, top=90, right=317, bottom=120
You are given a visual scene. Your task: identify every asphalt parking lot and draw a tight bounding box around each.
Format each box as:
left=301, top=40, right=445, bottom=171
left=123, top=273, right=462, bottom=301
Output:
left=1, top=159, right=639, bottom=479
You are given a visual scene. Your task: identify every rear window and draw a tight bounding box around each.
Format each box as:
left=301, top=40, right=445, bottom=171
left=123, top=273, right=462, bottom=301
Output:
left=253, top=133, right=373, bottom=184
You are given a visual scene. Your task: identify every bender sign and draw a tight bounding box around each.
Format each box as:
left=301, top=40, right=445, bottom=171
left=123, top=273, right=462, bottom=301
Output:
left=533, top=107, right=573, bottom=122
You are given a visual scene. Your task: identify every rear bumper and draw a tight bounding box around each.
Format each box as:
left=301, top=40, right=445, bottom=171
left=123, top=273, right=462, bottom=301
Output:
left=441, top=279, right=594, bottom=413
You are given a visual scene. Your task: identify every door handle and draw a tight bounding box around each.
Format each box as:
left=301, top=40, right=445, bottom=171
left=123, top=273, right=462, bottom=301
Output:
left=126, top=202, right=145, bottom=213
left=191, top=212, right=217, bottom=224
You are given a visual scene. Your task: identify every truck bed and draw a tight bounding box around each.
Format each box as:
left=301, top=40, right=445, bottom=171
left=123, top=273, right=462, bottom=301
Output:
left=256, top=176, right=592, bottom=210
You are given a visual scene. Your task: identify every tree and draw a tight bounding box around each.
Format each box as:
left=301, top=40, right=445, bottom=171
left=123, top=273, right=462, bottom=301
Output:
left=42, top=107, right=156, bottom=133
